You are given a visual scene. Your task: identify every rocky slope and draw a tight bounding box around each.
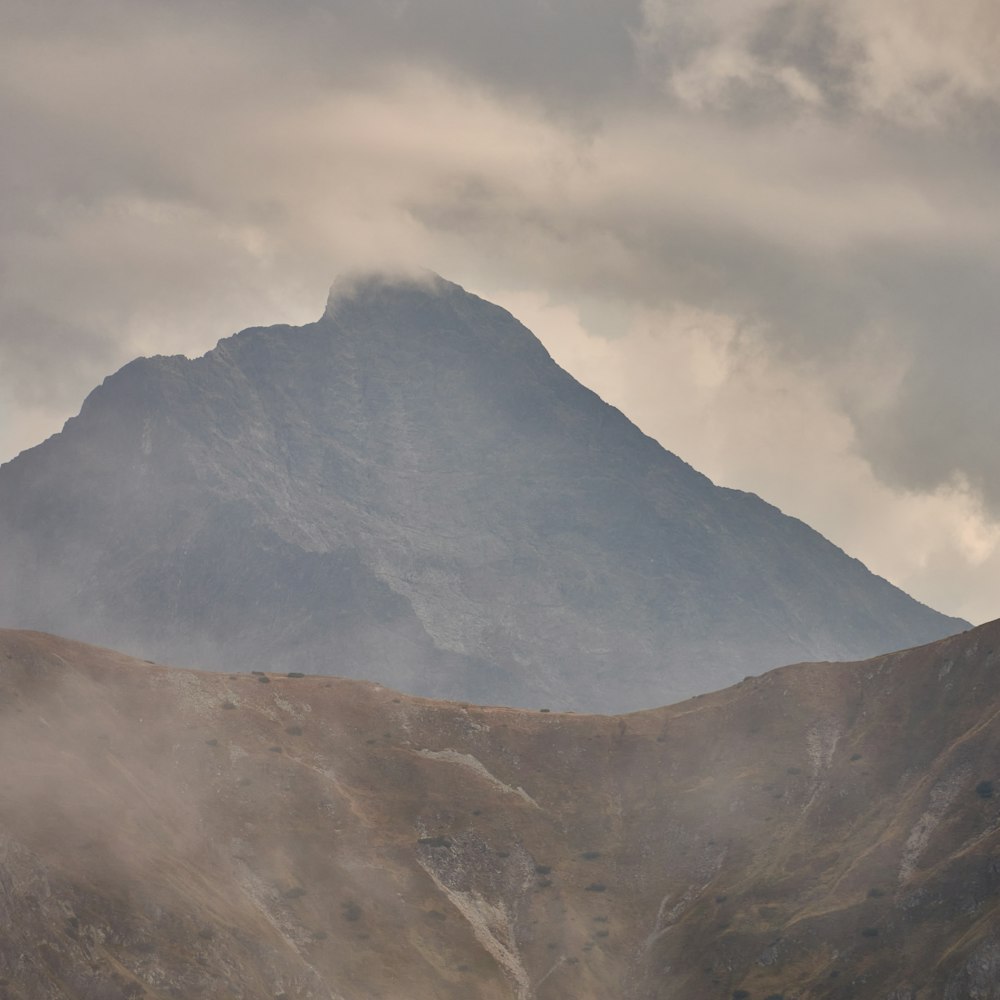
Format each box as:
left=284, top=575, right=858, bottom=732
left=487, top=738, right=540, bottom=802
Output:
left=0, top=273, right=966, bottom=710
left=1, top=623, right=998, bottom=999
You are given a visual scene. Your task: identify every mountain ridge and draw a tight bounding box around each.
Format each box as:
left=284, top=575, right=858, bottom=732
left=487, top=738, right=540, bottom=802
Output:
left=0, top=273, right=967, bottom=710
left=0, top=621, right=998, bottom=998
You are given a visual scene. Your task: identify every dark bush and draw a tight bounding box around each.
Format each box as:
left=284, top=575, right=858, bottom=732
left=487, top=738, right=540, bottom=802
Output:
left=283, top=886, right=306, bottom=900
left=287, top=671, right=305, bottom=678
left=535, top=864, right=552, bottom=875
left=861, top=927, right=879, bottom=937
left=976, top=780, right=994, bottom=799
left=257, top=675, right=270, bottom=684
left=585, top=883, right=607, bottom=892
left=221, top=701, right=236, bottom=710
left=581, top=851, right=601, bottom=860
left=343, top=901, right=362, bottom=922
left=868, top=887, right=885, bottom=898
left=285, top=725, right=303, bottom=736
left=732, top=991, right=750, bottom=1000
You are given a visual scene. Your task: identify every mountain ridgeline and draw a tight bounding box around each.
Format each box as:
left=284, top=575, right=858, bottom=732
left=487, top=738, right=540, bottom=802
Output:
left=2, top=623, right=1000, bottom=999
left=0, top=274, right=965, bottom=711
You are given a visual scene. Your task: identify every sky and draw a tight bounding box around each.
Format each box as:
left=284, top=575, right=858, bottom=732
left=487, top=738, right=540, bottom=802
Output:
left=2, top=0, right=1000, bottom=624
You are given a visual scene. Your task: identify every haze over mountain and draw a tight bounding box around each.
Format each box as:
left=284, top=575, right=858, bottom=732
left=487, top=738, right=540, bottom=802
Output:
left=3, top=623, right=1000, bottom=999
left=0, top=273, right=965, bottom=711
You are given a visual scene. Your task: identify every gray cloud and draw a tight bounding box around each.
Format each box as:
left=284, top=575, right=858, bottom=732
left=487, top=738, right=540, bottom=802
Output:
left=2, top=0, right=1000, bottom=621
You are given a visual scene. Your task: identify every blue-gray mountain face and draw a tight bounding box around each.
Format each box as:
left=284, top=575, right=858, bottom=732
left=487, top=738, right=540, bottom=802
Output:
left=0, top=274, right=966, bottom=711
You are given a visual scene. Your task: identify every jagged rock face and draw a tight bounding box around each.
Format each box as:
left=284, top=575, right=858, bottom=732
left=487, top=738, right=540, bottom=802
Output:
left=0, top=274, right=965, bottom=710
left=1, top=624, right=998, bottom=1000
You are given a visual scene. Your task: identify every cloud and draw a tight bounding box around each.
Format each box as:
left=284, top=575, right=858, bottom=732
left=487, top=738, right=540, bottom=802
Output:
left=842, top=0, right=1000, bottom=122
left=637, top=0, right=1000, bottom=123
left=1, top=0, right=999, bottom=622
left=506, top=292, right=1000, bottom=624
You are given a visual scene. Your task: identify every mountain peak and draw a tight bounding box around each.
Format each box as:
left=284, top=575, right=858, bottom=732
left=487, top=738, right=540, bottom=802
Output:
left=323, top=268, right=454, bottom=318
left=0, top=280, right=966, bottom=711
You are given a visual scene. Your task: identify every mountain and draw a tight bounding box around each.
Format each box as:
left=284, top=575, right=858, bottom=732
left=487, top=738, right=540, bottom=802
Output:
left=0, top=272, right=966, bottom=711
left=2, top=624, right=999, bottom=999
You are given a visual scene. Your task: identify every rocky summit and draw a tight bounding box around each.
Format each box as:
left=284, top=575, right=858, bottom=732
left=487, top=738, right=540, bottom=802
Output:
left=0, top=273, right=965, bottom=710
left=1, top=623, right=999, bottom=999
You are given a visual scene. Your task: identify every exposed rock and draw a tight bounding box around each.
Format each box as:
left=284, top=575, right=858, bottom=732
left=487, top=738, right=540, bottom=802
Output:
left=944, top=940, right=1000, bottom=1000
left=0, top=273, right=966, bottom=711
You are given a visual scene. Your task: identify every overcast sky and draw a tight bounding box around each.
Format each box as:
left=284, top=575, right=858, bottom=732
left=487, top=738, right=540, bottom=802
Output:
left=3, top=0, right=999, bottom=624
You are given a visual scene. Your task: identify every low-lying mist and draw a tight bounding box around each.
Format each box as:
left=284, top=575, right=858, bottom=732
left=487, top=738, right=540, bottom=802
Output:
left=2, top=623, right=999, bottom=998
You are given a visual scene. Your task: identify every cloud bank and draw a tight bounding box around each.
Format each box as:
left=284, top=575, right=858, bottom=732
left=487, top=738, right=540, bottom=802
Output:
left=2, top=0, right=999, bottom=622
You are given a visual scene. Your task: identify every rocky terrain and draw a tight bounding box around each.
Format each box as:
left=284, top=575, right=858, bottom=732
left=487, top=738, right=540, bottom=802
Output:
left=2, top=622, right=998, bottom=999
left=0, top=273, right=965, bottom=711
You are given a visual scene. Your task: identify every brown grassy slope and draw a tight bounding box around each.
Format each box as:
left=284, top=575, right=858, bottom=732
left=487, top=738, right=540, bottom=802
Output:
left=0, top=624, right=999, bottom=999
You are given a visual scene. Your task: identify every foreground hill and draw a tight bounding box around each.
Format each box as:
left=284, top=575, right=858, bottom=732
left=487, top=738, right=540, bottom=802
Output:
left=0, top=273, right=965, bottom=710
left=1, top=623, right=998, bottom=999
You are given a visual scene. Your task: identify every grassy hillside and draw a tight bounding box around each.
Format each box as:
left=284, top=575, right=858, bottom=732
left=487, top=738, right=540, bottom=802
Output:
left=0, top=622, right=997, bottom=998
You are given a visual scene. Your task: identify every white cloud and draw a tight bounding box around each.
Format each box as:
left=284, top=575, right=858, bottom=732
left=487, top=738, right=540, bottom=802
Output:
left=841, top=0, right=1000, bottom=122
left=638, top=0, right=1000, bottom=123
